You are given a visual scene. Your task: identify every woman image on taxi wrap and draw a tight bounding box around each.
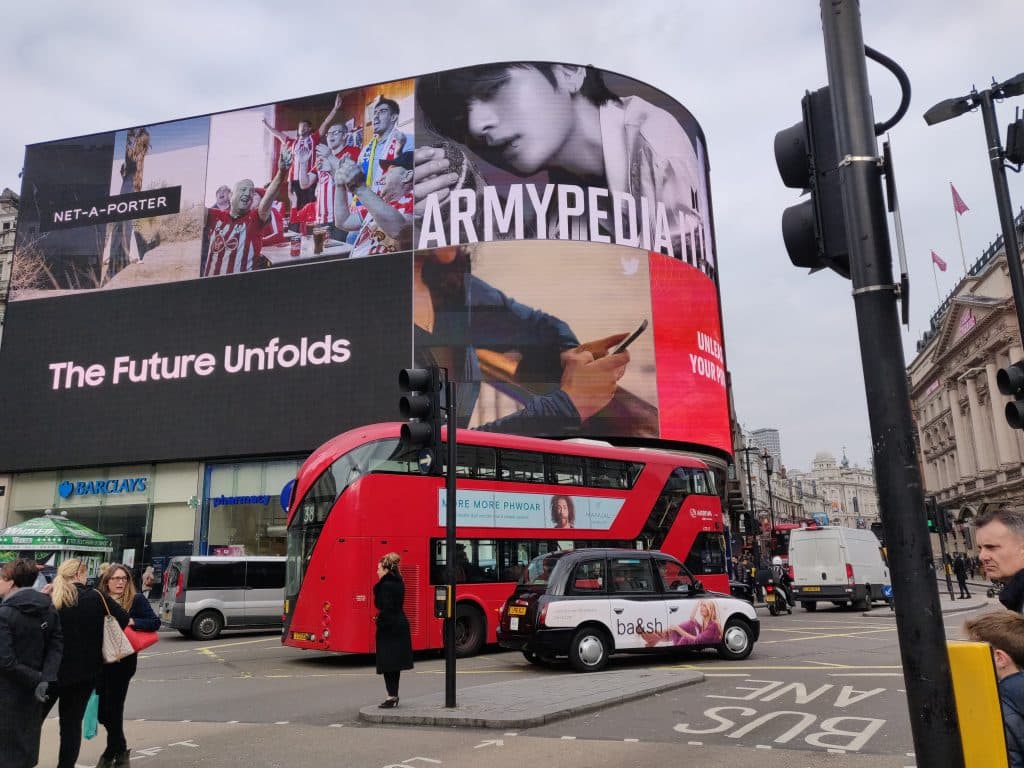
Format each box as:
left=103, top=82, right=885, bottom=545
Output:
left=45, top=558, right=130, bottom=768
left=0, top=558, right=63, bottom=768
left=373, top=552, right=413, bottom=708
left=95, top=563, right=160, bottom=768
left=640, top=599, right=722, bottom=647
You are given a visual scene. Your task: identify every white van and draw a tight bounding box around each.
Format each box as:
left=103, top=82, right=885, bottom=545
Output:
left=788, top=526, right=890, bottom=611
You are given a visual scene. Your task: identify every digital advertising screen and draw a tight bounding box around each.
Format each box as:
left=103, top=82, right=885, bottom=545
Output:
left=0, top=62, right=728, bottom=472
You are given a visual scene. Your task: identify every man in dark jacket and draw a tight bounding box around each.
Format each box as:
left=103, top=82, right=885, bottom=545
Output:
left=964, top=611, right=1024, bottom=768
left=975, top=508, right=1024, bottom=613
left=953, top=552, right=971, bottom=599
left=0, top=558, right=63, bottom=768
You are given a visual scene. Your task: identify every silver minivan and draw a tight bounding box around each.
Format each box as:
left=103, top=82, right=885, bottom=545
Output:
left=159, top=556, right=286, bottom=640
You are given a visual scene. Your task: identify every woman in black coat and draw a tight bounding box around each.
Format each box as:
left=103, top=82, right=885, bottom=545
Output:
left=373, top=552, right=413, bottom=708
left=0, top=558, right=63, bottom=768
left=44, top=558, right=130, bottom=768
left=96, top=563, right=161, bottom=768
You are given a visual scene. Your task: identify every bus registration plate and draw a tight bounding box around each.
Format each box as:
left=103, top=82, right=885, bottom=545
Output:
left=291, top=631, right=316, bottom=642
left=509, top=606, right=527, bottom=616
left=802, top=586, right=821, bottom=592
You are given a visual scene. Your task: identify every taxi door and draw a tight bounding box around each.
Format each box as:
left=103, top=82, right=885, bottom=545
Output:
left=607, top=555, right=668, bottom=651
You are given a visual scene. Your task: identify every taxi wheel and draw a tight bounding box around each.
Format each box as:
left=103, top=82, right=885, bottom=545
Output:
left=717, top=618, right=754, bottom=661
left=568, top=625, right=611, bottom=672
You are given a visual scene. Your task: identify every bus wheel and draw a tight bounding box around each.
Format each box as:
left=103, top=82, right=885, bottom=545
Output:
left=717, top=618, right=754, bottom=660
left=191, top=610, right=224, bottom=641
left=454, top=604, right=485, bottom=658
left=569, top=625, right=611, bottom=672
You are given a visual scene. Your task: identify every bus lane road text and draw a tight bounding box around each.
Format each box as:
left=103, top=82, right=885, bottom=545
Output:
left=674, top=678, right=886, bottom=752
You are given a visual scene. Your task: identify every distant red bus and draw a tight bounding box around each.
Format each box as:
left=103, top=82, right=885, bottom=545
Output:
left=767, top=521, right=820, bottom=564
left=282, top=423, right=729, bottom=656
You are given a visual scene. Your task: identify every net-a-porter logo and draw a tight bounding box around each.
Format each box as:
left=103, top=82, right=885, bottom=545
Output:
left=58, top=477, right=148, bottom=498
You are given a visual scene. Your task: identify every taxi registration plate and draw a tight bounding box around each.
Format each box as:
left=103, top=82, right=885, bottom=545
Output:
left=508, top=606, right=527, bottom=616
left=802, top=586, right=821, bottom=592
left=291, top=631, right=316, bottom=642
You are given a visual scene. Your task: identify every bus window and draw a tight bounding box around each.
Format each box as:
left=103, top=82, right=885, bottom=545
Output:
left=546, top=455, right=584, bottom=486
left=447, top=443, right=497, bottom=480
left=499, top=450, right=546, bottom=483
left=684, top=532, right=728, bottom=576
left=586, top=458, right=641, bottom=489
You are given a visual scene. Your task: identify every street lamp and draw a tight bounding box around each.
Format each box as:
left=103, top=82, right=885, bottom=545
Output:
left=764, top=451, right=777, bottom=534
left=736, top=443, right=763, bottom=567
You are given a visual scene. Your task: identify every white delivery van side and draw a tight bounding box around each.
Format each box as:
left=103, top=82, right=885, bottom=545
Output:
left=789, top=526, right=890, bottom=611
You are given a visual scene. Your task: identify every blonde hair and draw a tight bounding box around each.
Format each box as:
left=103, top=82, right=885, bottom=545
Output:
left=98, top=562, right=111, bottom=579
left=379, top=552, right=401, bottom=576
left=52, top=558, right=86, bottom=610
left=697, top=600, right=720, bottom=627
left=99, top=563, right=137, bottom=612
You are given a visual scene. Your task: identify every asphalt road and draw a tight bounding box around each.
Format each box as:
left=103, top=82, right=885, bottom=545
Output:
left=42, top=601, right=992, bottom=767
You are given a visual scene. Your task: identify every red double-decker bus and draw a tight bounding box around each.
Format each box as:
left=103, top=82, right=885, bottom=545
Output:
left=282, top=423, right=729, bottom=656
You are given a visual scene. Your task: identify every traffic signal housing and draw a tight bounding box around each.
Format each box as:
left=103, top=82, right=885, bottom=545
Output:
left=398, top=367, right=444, bottom=475
left=774, top=86, right=851, bottom=278
left=997, top=361, right=1024, bottom=429
left=925, top=496, right=938, bottom=533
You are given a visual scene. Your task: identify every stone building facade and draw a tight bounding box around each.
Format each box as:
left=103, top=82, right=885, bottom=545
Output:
left=907, top=210, right=1024, bottom=550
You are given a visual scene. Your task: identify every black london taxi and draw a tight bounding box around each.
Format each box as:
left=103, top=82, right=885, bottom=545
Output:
left=497, top=548, right=759, bottom=672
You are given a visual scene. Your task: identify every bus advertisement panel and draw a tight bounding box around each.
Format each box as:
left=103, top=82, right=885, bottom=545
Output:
left=282, top=423, right=729, bottom=656
left=0, top=62, right=729, bottom=472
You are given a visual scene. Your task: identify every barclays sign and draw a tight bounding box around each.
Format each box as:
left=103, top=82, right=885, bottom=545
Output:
left=58, top=477, right=148, bottom=499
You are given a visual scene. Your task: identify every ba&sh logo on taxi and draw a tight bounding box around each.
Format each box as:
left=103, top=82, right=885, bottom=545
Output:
left=616, top=617, right=664, bottom=636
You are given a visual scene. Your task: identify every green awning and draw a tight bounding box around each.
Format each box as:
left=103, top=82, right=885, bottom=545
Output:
left=0, top=514, right=112, bottom=552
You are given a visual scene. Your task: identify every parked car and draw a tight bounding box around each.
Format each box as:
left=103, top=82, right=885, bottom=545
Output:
left=789, top=526, right=890, bottom=611
left=497, top=548, right=759, bottom=672
left=159, top=555, right=285, bottom=640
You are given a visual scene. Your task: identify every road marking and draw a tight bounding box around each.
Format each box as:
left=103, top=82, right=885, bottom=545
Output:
left=474, top=739, right=504, bottom=749
left=761, top=628, right=897, bottom=644
left=827, top=673, right=904, bottom=677
left=329, top=724, right=343, bottom=728
left=275, top=720, right=289, bottom=725
left=141, top=636, right=280, bottom=658
left=687, top=741, right=703, bottom=746
left=755, top=744, right=773, bottom=749
left=560, top=736, right=576, bottom=740
left=503, top=732, right=518, bottom=736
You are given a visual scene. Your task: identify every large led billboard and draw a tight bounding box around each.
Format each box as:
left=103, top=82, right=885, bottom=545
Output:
left=0, top=62, right=728, bottom=472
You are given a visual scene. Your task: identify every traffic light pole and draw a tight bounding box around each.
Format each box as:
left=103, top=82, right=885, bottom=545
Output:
left=930, top=497, right=956, bottom=601
left=820, top=3, right=964, bottom=766
left=979, top=89, right=1024, bottom=345
left=444, top=374, right=457, bottom=708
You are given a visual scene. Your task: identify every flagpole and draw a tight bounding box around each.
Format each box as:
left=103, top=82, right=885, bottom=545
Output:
left=951, top=181, right=968, bottom=272
left=932, top=260, right=941, bottom=301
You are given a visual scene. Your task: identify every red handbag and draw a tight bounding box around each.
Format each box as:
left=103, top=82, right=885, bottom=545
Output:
left=124, top=626, right=159, bottom=652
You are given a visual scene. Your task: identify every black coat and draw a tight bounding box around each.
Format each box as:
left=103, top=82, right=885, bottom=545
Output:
left=373, top=572, right=413, bottom=674
left=0, top=588, right=63, bottom=768
left=56, top=584, right=129, bottom=685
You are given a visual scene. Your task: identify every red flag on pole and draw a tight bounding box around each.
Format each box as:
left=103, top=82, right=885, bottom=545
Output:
left=931, top=250, right=948, bottom=271
left=951, top=183, right=970, bottom=215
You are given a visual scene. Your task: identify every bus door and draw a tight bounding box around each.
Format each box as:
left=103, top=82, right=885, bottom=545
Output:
left=370, top=538, right=425, bottom=647
left=606, top=554, right=667, bottom=650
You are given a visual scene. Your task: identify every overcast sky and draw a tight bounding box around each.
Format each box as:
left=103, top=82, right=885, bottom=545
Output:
left=2, top=1, right=1022, bottom=472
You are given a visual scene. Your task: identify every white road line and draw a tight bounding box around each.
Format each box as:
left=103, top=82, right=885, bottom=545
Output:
left=623, top=738, right=639, bottom=742
left=687, top=741, right=703, bottom=746
left=560, top=736, right=576, bottom=740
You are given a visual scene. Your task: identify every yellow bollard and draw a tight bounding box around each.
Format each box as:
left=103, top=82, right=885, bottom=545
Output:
left=947, top=641, right=1009, bottom=767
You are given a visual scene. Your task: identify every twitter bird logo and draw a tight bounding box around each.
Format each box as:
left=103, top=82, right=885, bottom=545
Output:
left=621, top=256, right=640, bottom=276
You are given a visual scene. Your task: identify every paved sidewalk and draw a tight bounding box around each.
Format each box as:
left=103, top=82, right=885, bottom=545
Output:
left=359, top=667, right=702, bottom=728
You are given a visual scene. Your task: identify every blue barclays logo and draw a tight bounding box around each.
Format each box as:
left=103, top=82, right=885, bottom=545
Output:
left=58, top=477, right=148, bottom=498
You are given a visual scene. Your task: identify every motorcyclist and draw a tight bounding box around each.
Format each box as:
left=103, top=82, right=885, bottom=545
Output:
left=771, top=556, right=793, bottom=614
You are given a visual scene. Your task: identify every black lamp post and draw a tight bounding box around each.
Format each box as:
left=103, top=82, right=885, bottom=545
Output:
left=736, top=444, right=762, bottom=567
left=764, top=451, right=777, bottom=535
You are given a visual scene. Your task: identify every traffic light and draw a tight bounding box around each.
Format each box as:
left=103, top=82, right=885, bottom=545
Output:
left=925, top=496, right=938, bottom=533
left=774, top=86, right=850, bottom=277
left=997, top=362, right=1024, bottom=429
left=398, top=366, right=444, bottom=475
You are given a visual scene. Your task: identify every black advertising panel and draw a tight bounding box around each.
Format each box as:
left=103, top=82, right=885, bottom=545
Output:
left=2, top=62, right=729, bottom=472
left=0, top=256, right=410, bottom=470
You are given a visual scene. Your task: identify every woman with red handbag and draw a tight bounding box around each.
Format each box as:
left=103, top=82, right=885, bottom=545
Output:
left=95, top=563, right=159, bottom=767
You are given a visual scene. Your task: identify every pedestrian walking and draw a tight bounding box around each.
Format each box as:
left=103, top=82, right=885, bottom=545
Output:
left=0, top=558, right=63, bottom=768
left=373, top=552, right=413, bottom=708
left=953, top=553, right=971, bottom=599
left=95, top=563, right=160, bottom=768
left=44, top=558, right=130, bottom=768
